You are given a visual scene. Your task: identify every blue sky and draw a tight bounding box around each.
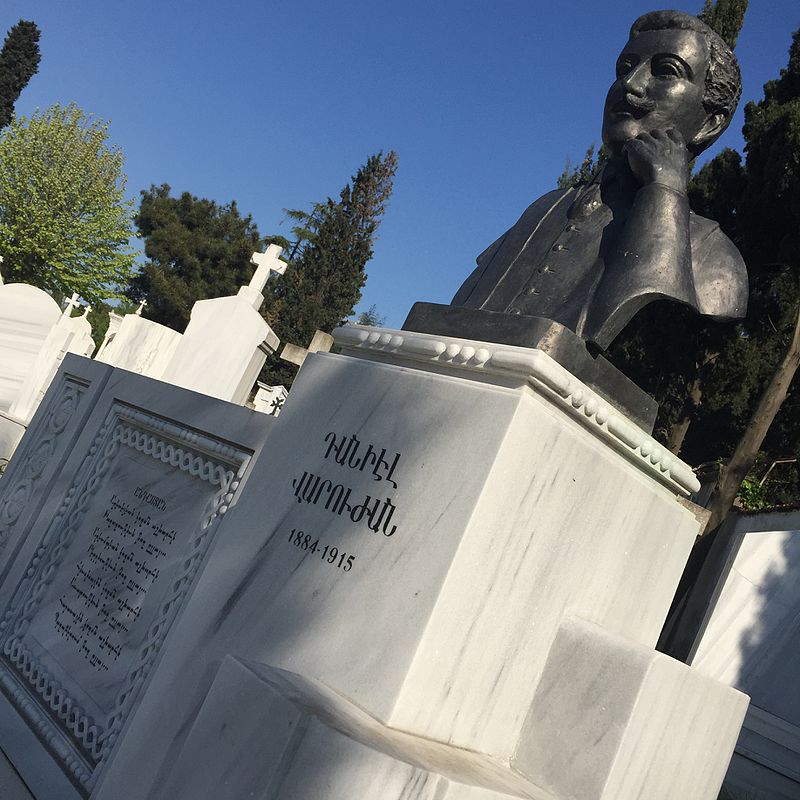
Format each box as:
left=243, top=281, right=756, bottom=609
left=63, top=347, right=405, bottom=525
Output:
left=3, top=1, right=798, bottom=329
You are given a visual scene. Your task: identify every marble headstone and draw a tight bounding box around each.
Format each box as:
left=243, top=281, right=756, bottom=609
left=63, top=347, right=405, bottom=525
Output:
left=691, top=511, right=800, bottom=799
left=0, top=284, right=62, bottom=412
left=94, top=314, right=182, bottom=379
left=0, top=357, right=275, bottom=798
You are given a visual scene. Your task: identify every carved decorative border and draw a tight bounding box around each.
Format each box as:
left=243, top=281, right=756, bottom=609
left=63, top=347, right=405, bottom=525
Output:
left=0, top=402, right=251, bottom=794
left=0, top=376, right=85, bottom=556
left=333, top=325, right=700, bottom=496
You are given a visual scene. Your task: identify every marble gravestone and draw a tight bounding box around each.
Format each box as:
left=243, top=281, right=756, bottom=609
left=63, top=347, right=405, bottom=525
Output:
left=685, top=511, right=800, bottom=799
left=94, top=312, right=182, bottom=379
left=0, top=284, right=63, bottom=413
left=158, top=246, right=285, bottom=404
left=0, top=321, right=750, bottom=799
left=8, top=296, right=95, bottom=425
left=0, top=355, right=275, bottom=799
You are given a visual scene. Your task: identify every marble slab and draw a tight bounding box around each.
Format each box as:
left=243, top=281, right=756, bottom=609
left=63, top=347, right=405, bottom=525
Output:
left=516, top=617, right=748, bottom=800
left=689, top=512, right=800, bottom=797
left=94, top=315, right=182, bottom=379
left=161, top=295, right=279, bottom=404
left=0, top=363, right=276, bottom=797
left=157, top=655, right=540, bottom=800
left=0, top=285, right=62, bottom=412
left=8, top=308, right=96, bottom=426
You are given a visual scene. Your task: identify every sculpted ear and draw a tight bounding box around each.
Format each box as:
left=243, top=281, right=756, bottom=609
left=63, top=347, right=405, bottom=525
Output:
left=691, top=112, right=726, bottom=150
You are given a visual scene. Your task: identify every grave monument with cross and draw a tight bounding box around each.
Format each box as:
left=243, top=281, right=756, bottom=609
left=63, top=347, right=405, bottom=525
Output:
left=161, top=245, right=287, bottom=404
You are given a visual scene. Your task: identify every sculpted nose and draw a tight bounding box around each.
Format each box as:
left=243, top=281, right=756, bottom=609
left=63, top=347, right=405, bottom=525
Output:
left=620, top=62, right=649, bottom=97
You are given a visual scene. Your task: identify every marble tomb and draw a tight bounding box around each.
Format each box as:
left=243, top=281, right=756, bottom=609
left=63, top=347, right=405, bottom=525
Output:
left=0, top=323, right=749, bottom=799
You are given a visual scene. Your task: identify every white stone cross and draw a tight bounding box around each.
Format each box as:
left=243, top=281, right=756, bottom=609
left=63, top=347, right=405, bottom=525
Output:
left=249, top=244, right=287, bottom=294
left=82, top=304, right=92, bottom=318
left=135, top=299, right=147, bottom=316
left=62, top=292, right=81, bottom=318
left=239, top=244, right=288, bottom=310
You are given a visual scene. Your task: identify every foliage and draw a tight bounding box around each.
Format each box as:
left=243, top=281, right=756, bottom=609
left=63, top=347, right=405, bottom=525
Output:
left=86, top=298, right=140, bottom=351
left=261, top=151, right=398, bottom=387
left=736, top=474, right=769, bottom=510
left=128, top=185, right=262, bottom=330
left=0, top=19, right=41, bottom=130
left=698, top=0, right=749, bottom=49
left=0, top=104, right=135, bottom=303
left=356, top=304, right=385, bottom=326
left=556, top=145, right=607, bottom=189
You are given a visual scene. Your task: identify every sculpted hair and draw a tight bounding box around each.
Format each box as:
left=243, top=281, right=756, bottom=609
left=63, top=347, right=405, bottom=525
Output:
left=630, top=10, right=742, bottom=150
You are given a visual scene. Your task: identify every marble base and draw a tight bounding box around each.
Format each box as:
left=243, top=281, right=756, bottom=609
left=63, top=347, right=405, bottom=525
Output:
left=88, top=329, right=745, bottom=800
left=158, top=617, right=746, bottom=800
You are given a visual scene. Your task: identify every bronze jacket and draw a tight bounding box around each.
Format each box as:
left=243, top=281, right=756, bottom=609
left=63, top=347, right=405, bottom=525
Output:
left=452, top=172, right=748, bottom=348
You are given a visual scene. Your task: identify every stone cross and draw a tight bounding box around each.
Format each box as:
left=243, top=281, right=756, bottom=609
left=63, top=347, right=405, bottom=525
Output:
left=62, top=293, right=81, bottom=318
left=280, top=329, right=334, bottom=368
left=135, top=299, right=147, bottom=316
left=82, top=304, right=92, bottom=318
left=249, top=245, right=287, bottom=292
left=239, top=245, right=288, bottom=310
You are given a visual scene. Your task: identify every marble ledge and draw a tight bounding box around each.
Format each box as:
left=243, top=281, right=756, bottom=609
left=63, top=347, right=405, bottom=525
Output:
left=333, top=325, right=700, bottom=496
left=218, top=658, right=549, bottom=799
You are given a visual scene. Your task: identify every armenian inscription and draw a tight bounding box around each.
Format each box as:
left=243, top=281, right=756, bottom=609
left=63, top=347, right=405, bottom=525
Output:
left=18, top=439, right=220, bottom=720
left=53, top=487, right=176, bottom=675
left=287, top=431, right=402, bottom=567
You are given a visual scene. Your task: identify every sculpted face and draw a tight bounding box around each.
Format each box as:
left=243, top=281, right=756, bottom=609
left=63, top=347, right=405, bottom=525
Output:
left=602, top=28, right=714, bottom=156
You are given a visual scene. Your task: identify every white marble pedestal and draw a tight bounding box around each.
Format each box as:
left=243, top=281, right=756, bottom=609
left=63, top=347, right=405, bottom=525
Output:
left=90, top=325, right=748, bottom=800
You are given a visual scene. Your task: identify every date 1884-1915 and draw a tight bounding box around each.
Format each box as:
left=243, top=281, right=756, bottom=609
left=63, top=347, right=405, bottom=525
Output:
left=287, top=528, right=355, bottom=572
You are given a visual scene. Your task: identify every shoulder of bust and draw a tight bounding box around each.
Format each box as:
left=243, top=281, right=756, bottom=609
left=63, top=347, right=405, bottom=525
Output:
left=689, top=213, right=748, bottom=319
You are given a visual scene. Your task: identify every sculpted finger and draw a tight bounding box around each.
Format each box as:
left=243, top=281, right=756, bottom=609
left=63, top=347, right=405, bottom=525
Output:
left=666, top=128, right=685, bottom=146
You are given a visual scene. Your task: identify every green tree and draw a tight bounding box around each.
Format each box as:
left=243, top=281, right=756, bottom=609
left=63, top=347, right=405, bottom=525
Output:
left=356, top=304, right=385, bottom=326
left=556, top=144, right=607, bottom=189
left=0, top=20, right=41, bottom=130
left=129, top=185, right=263, bottom=330
left=262, top=151, right=398, bottom=387
left=0, top=103, right=135, bottom=303
left=698, top=0, right=748, bottom=49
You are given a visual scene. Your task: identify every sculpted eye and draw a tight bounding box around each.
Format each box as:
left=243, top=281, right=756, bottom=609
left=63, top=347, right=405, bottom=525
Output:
left=652, top=57, right=685, bottom=78
left=615, top=57, right=636, bottom=78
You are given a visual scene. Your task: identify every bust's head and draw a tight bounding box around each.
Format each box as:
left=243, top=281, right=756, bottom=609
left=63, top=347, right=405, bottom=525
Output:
left=602, top=10, right=741, bottom=158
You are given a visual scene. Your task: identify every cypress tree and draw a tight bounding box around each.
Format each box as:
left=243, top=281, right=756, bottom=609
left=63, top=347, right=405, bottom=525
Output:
left=261, top=151, right=398, bottom=387
left=0, top=20, right=41, bottom=130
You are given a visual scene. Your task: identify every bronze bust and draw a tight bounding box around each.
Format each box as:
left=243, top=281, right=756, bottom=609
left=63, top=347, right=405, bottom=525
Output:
left=444, top=10, right=748, bottom=350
